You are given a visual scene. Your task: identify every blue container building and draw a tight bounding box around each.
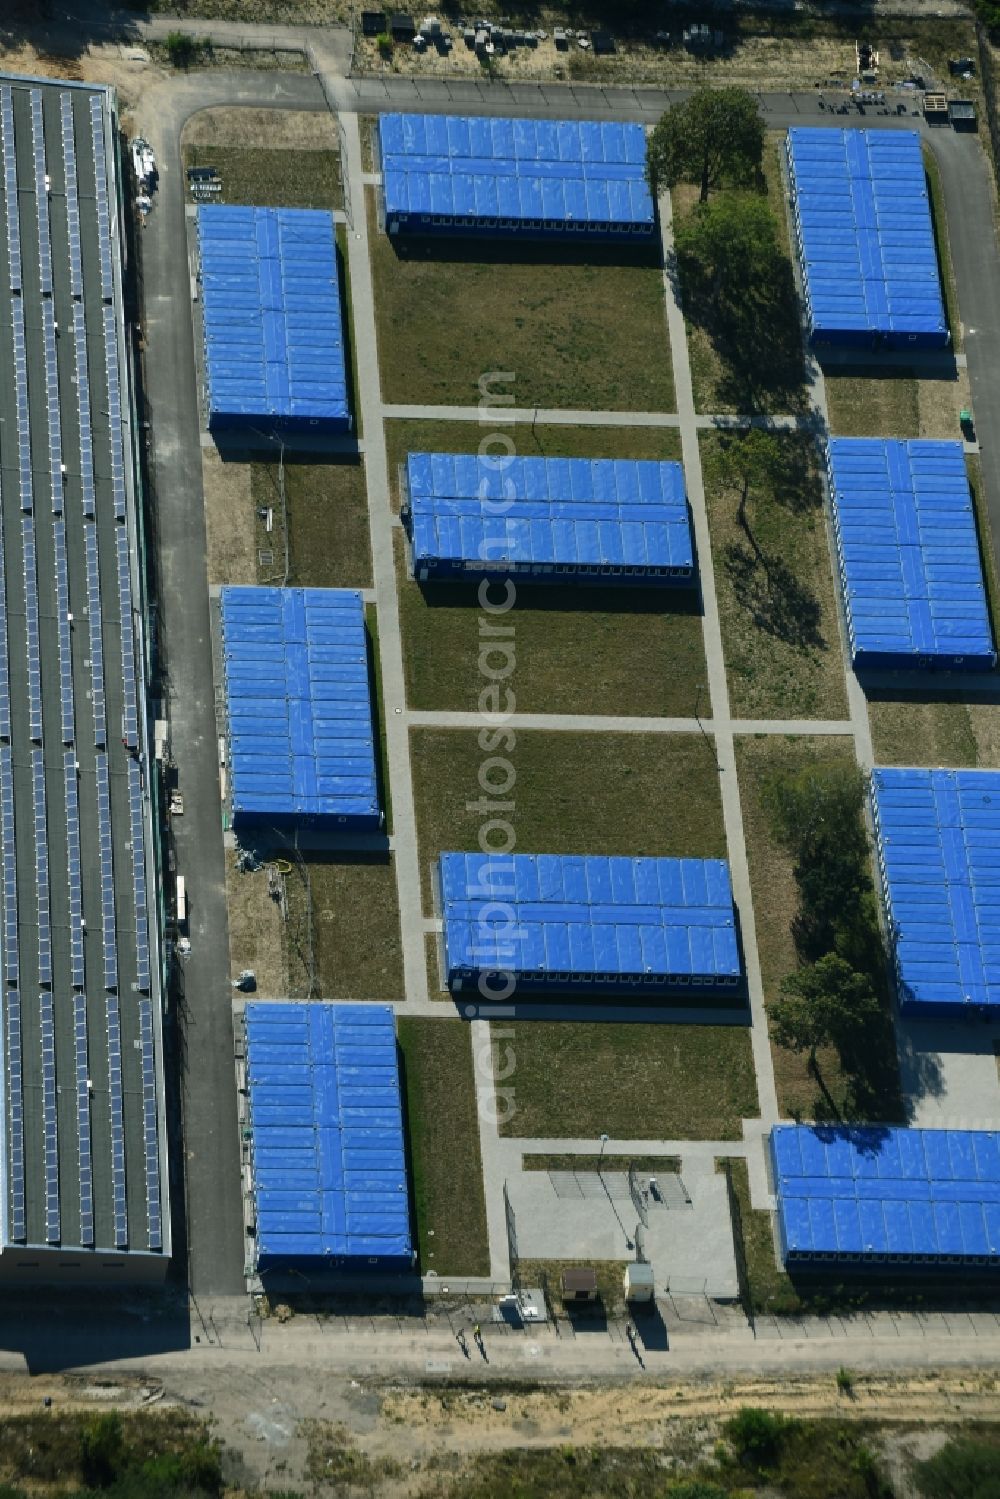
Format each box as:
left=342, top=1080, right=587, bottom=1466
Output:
left=871, top=767, right=1000, bottom=1018
left=402, top=453, right=694, bottom=586
left=771, top=1124, right=1000, bottom=1269
left=244, top=1003, right=413, bottom=1275
left=378, top=113, right=655, bottom=239
left=220, top=586, right=381, bottom=832
left=786, top=128, right=949, bottom=349
left=198, top=205, right=351, bottom=433
left=826, top=438, right=995, bottom=671
left=440, top=852, right=742, bottom=997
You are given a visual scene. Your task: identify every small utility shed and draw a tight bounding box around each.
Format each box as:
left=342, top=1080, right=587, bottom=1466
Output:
left=378, top=113, right=655, bottom=238
left=402, top=453, right=694, bottom=585
left=220, top=587, right=381, bottom=832
left=871, top=767, right=1000, bottom=1017
left=771, top=1124, right=1000, bottom=1269
left=786, top=128, right=948, bottom=349
left=826, top=438, right=995, bottom=671
left=439, top=852, right=742, bottom=997
left=243, top=1002, right=413, bottom=1275
left=198, top=205, right=350, bottom=433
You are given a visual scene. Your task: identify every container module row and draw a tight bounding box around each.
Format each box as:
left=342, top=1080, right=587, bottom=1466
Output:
left=239, top=1012, right=1000, bottom=1276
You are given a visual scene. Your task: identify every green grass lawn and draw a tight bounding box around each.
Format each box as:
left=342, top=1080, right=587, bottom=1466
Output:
left=284, top=856, right=404, bottom=1001
left=736, top=734, right=902, bottom=1122
left=251, top=459, right=372, bottom=588
left=395, top=534, right=707, bottom=718
left=678, top=143, right=808, bottom=416
left=397, top=1017, right=490, bottom=1275
left=182, top=143, right=342, bottom=208
left=721, top=1157, right=800, bottom=1315
left=924, top=142, right=962, bottom=352
left=701, top=432, right=847, bottom=720
left=368, top=191, right=675, bottom=411
left=495, top=1021, right=758, bottom=1140
left=410, top=727, right=727, bottom=911
left=385, top=419, right=682, bottom=511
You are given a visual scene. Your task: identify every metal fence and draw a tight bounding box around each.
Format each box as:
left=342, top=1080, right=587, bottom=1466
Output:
left=977, top=21, right=1000, bottom=180
left=503, top=1181, right=519, bottom=1294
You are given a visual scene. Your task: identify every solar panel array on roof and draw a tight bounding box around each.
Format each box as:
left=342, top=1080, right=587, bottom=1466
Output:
left=786, top=128, right=948, bottom=349
left=871, top=767, right=1000, bottom=1017
left=772, top=1124, right=1000, bottom=1266
left=220, top=587, right=381, bottom=830
left=198, top=205, right=350, bottom=433
left=0, top=76, right=167, bottom=1270
left=244, top=1002, right=413, bottom=1273
left=403, top=453, right=694, bottom=585
left=440, top=852, right=742, bottom=996
left=826, top=439, right=995, bottom=670
left=379, top=113, right=655, bottom=238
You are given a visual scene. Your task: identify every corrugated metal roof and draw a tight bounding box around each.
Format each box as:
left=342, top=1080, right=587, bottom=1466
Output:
left=787, top=128, right=948, bottom=348
left=220, top=586, right=381, bottom=829
left=245, top=1002, right=412, bottom=1270
left=405, top=453, right=694, bottom=579
left=198, top=205, right=350, bottom=430
left=827, top=438, right=995, bottom=669
left=379, top=113, right=655, bottom=232
left=440, top=852, right=741, bottom=992
left=772, top=1124, right=1000, bottom=1262
left=871, top=767, right=1000, bottom=1016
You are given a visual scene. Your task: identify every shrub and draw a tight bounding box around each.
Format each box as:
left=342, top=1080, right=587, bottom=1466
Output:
left=376, top=32, right=393, bottom=59
left=79, top=1413, right=126, bottom=1489
left=164, top=32, right=200, bottom=68
left=836, top=1366, right=854, bottom=1394
left=915, top=1436, right=1000, bottom=1499
left=724, top=1406, right=789, bottom=1470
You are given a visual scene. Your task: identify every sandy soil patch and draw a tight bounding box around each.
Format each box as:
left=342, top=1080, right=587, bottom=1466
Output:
left=182, top=105, right=338, bottom=150
left=224, top=849, right=289, bottom=999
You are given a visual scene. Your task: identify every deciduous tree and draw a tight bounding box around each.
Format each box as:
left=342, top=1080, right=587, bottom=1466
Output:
left=647, top=88, right=765, bottom=202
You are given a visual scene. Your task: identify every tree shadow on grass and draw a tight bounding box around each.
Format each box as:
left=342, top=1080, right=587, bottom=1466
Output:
left=723, top=542, right=825, bottom=650
left=673, top=245, right=808, bottom=414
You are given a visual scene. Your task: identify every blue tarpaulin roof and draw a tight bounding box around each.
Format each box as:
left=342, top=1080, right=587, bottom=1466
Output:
left=871, top=767, right=1000, bottom=1016
left=406, top=453, right=693, bottom=575
left=827, top=438, right=995, bottom=669
left=440, top=852, right=741, bottom=989
left=772, top=1124, right=1000, bottom=1263
left=786, top=128, right=948, bottom=347
left=379, top=113, right=654, bottom=230
left=245, top=1002, right=412, bottom=1270
left=198, top=205, right=350, bottom=429
left=220, top=587, right=381, bottom=828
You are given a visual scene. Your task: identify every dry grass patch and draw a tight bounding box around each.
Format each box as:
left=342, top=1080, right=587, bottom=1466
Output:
left=701, top=432, right=847, bottom=720
left=397, top=1017, right=490, bottom=1275
left=251, top=459, right=372, bottom=589
left=368, top=191, right=674, bottom=412
left=182, top=142, right=342, bottom=208
left=496, top=1020, right=758, bottom=1141
left=183, top=106, right=338, bottom=151
left=225, top=849, right=288, bottom=998
left=868, top=698, right=1000, bottom=769
left=824, top=367, right=970, bottom=439
left=202, top=450, right=255, bottom=585
left=411, top=727, right=727, bottom=912
left=395, top=533, right=706, bottom=719
left=284, top=857, right=404, bottom=1001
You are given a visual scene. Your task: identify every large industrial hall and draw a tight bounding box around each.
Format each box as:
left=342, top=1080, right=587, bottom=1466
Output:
left=0, top=75, right=167, bottom=1276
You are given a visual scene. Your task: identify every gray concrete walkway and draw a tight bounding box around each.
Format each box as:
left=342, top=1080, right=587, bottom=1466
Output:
left=383, top=402, right=814, bottom=430
left=658, top=187, right=780, bottom=1129
left=405, top=709, right=855, bottom=737
left=337, top=113, right=428, bottom=1006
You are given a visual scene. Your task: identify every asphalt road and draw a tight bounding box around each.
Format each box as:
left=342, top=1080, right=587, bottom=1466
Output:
left=138, top=69, right=327, bottom=1296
